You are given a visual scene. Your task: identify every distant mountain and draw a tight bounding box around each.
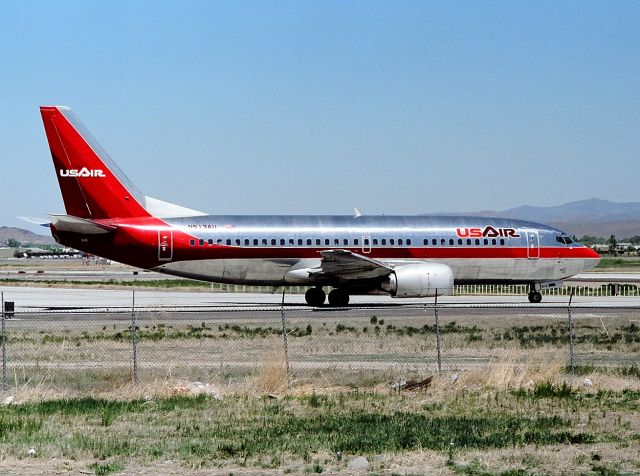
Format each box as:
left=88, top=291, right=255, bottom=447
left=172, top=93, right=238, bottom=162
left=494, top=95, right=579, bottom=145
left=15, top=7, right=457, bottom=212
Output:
left=464, top=199, right=640, bottom=238
left=499, top=199, right=640, bottom=224
left=0, top=226, right=54, bottom=245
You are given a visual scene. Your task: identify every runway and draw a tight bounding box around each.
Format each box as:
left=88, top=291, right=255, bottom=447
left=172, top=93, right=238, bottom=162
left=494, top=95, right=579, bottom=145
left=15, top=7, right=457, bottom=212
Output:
left=2, top=285, right=640, bottom=313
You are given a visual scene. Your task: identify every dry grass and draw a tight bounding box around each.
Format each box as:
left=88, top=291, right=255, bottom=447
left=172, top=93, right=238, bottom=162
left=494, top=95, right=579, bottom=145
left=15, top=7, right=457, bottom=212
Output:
left=251, top=347, right=291, bottom=395
left=456, top=347, right=566, bottom=390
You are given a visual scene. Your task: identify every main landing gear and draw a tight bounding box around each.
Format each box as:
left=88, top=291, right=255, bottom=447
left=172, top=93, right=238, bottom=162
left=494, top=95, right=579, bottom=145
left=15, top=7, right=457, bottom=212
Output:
left=528, top=284, right=543, bottom=304
left=305, top=287, right=326, bottom=307
left=304, top=287, right=350, bottom=307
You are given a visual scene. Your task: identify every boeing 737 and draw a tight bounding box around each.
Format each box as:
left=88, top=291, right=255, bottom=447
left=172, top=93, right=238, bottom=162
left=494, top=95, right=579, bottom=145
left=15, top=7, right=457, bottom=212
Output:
left=37, top=106, right=600, bottom=305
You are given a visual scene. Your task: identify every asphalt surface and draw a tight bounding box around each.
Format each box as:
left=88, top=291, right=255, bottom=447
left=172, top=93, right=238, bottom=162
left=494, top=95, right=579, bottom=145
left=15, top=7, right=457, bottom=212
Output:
left=1, top=285, right=640, bottom=314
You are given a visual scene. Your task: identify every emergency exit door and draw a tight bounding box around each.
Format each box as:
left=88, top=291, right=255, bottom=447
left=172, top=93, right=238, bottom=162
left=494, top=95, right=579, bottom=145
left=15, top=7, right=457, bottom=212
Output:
left=526, top=230, right=540, bottom=259
left=158, top=229, right=173, bottom=261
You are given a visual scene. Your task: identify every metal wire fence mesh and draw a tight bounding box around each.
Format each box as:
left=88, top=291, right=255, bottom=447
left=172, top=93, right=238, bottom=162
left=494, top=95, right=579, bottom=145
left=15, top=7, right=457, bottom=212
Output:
left=1, top=291, right=639, bottom=395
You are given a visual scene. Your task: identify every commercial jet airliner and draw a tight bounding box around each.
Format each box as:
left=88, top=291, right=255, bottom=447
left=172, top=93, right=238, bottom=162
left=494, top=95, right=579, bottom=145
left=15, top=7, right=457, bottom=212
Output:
left=37, top=106, right=600, bottom=306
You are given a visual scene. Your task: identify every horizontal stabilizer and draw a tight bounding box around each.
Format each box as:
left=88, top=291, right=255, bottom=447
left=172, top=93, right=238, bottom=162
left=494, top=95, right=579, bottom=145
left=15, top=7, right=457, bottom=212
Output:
left=49, top=215, right=117, bottom=235
left=17, top=216, right=51, bottom=228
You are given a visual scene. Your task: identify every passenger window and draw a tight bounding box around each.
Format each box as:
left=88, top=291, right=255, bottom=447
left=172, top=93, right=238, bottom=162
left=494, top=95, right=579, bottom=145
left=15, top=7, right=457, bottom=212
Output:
left=244, top=239, right=249, bottom=246
left=467, top=239, right=471, bottom=245
left=189, top=239, right=195, bottom=246
left=491, top=239, right=496, bottom=245
left=307, top=239, right=312, bottom=245
left=364, top=238, right=370, bottom=245
left=288, top=239, right=294, bottom=245
left=432, top=239, right=437, bottom=246
left=235, top=239, right=241, bottom=245
left=381, top=239, right=387, bottom=245
left=208, top=239, right=213, bottom=245
left=262, top=239, right=267, bottom=246
left=475, top=239, right=480, bottom=245
left=280, top=239, right=286, bottom=245
left=449, top=239, right=454, bottom=245
left=334, top=239, right=339, bottom=245
left=423, top=239, right=428, bottom=245
left=217, top=239, right=223, bottom=244
left=407, top=239, right=411, bottom=245
left=226, top=239, right=231, bottom=245
left=441, top=239, right=446, bottom=246
left=500, top=239, right=505, bottom=245
left=373, top=239, right=379, bottom=245
left=271, top=239, right=276, bottom=245
left=354, top=239, right=359, bottom=245
left=343, top=239, right=349, bottom=246
left=398, top=239, right=403, bottom=245
left=199, top=239, right=204, bottom=246
left=458, top=239, right=463, bottom=245
left=483, top=239, right=488, bottom=245
left=298, top=239, right=303, bottom=245
left=253, top=239, right=258, bottom=246
left=316, top=239, right=321, bottom=245
left=390, top=239, right=395, bottom=245
left=325, top=239, right=330, bottom=246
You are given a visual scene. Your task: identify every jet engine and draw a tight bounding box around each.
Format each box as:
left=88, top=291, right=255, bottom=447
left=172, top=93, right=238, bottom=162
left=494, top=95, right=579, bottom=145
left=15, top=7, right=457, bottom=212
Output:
left=382, top=262, right=454, bottom=298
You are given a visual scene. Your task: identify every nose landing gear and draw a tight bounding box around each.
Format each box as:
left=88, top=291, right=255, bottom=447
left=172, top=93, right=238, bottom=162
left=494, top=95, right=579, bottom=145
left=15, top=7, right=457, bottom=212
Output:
left=528, top=284, right=543, bottom=303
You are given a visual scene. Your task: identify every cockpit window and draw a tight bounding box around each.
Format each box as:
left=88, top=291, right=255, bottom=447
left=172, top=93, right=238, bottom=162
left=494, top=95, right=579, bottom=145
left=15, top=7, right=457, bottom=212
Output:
left=556, top=236, right=573, bottom=245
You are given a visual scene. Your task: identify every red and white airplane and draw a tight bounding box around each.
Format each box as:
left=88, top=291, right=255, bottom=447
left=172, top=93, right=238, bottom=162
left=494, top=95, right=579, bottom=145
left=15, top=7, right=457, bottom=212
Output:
left=38, top=106, right=600, bottom=305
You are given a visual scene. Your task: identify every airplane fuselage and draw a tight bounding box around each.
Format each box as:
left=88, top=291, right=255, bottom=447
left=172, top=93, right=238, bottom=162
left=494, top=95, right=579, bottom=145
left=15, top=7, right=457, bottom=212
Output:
left=53, top=214, right=600, bottom=289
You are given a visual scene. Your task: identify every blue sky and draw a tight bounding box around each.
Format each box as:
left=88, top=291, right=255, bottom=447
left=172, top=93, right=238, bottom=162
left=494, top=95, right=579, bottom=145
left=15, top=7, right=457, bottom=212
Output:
left=1, top=1, right=639, bottom=232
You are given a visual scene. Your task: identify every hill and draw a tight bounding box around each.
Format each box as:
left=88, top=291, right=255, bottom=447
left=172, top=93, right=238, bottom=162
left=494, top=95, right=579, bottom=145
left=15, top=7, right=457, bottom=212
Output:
left=0, top=226, right=54, bottom=245
left=468, top=199, right=640, bottom=238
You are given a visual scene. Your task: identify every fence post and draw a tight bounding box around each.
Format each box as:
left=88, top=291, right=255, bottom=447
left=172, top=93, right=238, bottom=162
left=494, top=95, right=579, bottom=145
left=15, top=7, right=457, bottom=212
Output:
left=567, top=290, right=575, bottom=376
left=1, top=291, right=7, bottom=392
left=131, top=290, right=139, bottom=384
left=280, top=289, right=291, bottom=389
left=434, top=290, right=442, bottom=375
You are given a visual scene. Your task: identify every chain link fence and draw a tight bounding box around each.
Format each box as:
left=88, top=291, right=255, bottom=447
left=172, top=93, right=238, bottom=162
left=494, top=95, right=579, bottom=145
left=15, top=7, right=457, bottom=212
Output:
left=1, top=290, right=639, bottom=395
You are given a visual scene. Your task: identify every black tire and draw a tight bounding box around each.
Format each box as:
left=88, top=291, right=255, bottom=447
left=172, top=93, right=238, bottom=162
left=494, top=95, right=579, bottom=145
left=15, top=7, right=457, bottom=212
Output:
left=528, top=291, right=542, bottom=304
left=328, top=289, right=350, bottom=307
left=305, top=287, right=326, bottom=306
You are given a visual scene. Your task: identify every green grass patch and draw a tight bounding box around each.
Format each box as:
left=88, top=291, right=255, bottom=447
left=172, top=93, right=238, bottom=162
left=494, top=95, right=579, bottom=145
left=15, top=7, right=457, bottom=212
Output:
left=0, top=389, right=624, bottom=470
left=596, top=258, right=640, bottom=268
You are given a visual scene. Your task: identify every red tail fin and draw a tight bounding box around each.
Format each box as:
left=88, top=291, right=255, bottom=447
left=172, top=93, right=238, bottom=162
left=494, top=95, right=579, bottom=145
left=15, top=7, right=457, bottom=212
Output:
left=40, top=106, right=151, bottom=219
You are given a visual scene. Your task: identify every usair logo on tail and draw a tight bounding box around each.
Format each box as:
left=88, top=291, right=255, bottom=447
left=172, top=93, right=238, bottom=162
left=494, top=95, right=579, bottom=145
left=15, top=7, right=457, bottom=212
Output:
left=456, top=226, right=520, bottom=238
left=59, top=168, right=106, bottom=178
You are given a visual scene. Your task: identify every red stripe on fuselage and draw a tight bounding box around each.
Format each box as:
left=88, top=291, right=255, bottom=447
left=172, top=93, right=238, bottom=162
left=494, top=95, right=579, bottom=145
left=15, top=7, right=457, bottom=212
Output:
left=169, top=244, right=599, bottom=261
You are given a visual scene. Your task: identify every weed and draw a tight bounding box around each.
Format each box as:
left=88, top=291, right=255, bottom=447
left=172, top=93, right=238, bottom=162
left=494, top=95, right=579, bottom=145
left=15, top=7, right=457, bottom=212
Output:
left=513, top=381, right=576, bottom=399
left=89, top=461, right=125, bottom=475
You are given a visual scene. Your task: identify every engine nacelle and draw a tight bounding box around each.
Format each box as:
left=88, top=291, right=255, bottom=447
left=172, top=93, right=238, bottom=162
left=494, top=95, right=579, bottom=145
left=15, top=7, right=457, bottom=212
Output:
left=383, top=262, right=454, bottom=298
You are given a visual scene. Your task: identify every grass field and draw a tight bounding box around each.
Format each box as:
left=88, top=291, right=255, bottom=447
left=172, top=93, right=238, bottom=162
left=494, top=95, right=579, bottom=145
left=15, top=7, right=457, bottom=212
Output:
left=596, top=257, right=640, bottom=269
left=0, top=382, right=638, bottom=475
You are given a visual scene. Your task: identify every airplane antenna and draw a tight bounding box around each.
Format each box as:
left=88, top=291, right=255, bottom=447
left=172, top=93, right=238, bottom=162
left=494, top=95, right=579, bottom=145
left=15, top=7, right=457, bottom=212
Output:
left=353, top=208, right=362, bottom=218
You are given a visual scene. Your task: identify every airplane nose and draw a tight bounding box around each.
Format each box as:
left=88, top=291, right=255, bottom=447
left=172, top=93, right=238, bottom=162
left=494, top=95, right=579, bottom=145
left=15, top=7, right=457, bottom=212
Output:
left=582, top=247, right=601, bottom=271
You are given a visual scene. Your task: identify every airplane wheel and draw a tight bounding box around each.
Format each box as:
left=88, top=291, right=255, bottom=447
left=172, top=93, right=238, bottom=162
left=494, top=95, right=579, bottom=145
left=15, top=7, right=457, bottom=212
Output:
left=328, top=289, right=350, bottom=307
left=528, top=291, right=542, bottom=304
left=305, top=287, right=326, bottom=307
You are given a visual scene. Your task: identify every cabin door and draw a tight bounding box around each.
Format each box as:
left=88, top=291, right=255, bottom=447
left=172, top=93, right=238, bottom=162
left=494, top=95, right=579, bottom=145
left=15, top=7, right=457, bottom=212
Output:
left=158, top=229, right=173, bottom=261
left=526, top=230, right=540, bottom=259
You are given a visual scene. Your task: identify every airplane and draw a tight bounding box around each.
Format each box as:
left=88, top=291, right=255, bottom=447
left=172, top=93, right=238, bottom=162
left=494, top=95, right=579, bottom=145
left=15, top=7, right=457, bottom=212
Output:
left=37, top=105, right=601, bottom=306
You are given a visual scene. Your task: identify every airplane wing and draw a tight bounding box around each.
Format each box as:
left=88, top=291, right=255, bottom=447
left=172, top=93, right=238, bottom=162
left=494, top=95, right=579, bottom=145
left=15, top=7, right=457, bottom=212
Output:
left=309, top=249, right=393, bottom=280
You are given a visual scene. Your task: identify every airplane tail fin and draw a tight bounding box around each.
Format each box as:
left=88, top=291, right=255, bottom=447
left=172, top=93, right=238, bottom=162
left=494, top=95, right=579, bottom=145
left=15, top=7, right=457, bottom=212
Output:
left=40, top=106, right=150, bottom=220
